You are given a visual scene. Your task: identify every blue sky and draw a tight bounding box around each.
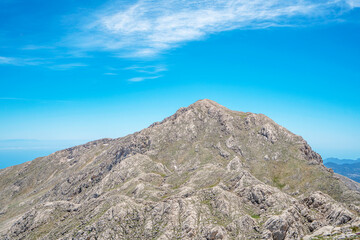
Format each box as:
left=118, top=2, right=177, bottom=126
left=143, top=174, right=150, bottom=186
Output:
left=1, top=0, right=360, bottom=164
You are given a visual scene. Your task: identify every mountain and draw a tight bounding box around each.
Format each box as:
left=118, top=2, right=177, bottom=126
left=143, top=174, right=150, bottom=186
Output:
left=0, top=99, right=359, bottom=240
left=323, top=158, right=360, bottom=183
left=324, top=157, right=360, bottom=165
left=325, top=162, right=360, bottom=184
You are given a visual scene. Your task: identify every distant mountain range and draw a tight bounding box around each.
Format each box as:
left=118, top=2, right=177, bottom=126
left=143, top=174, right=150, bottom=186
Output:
left=323, top=157, right=360, bottom=165
left=324, top=158, right=360, bottom=183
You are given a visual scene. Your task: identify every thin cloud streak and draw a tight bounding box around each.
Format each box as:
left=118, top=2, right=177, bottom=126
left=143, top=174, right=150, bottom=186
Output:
left=0, top=56, right=45, bottom=66
left=49, top=63, right=87, bottom=70
left=128, top=75, right=162, bottom=82
left=21, top=45, right=56, bottom=50
left=74, top=0, right=358, bottom=57
left=125, top=65, right=167, bottom=74
left=347, top=0, right=360, bottom=7
left=0, top=56, right=88, bottom=71
left=0, top=56, right=86, bottom=71
left=0, top=56, right=14, bottom=64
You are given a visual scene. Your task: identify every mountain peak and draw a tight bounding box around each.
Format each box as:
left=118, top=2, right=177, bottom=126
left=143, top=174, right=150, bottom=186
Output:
left=190, top=98, right=230, bottom=111
left=192, top=98, right=219, bottom=106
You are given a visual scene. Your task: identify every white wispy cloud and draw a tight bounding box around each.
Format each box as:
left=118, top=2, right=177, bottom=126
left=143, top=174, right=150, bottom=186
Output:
left=128, top=75, right=161, bottom=82
left=0, top=56, right=44, bottom=66
left=123, top=65, right=167, bottom=82
left=347, top=0, right=360, bottom=7
left=21, top=45, right=55, bottom=50
left=0, top=56, right=88, bottom=71
left=125, top=65, right=167, bottom=74
left=0, top=56, right=15, bottom=64
left=49, top=63, right=87, bottom=70
left=76, top=0, right=358, bottom=57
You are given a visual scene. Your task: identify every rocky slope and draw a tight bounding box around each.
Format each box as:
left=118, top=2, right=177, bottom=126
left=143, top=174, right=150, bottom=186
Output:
left=0, top=99, right=359, bottom=240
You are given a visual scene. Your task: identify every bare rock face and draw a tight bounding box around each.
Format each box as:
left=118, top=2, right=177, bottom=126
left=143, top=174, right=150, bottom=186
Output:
left=303, top=192, right=354, bottom=225
left=0, top=99, right=359, bottom=239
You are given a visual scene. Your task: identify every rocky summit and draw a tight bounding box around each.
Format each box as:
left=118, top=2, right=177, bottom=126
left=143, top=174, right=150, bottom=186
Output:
left=0, top=99, right=359, bottom=240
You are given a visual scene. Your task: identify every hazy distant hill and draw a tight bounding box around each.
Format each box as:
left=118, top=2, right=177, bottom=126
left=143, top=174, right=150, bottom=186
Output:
left=0, top=100, right=359, bottom=239
left=323, top=157, right=360, bottom=165
left=324, top=158, right=360, bottom=183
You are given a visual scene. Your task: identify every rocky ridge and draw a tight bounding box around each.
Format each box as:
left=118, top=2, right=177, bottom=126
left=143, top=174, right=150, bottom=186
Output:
left=0, top=99, right=359, bottom=239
